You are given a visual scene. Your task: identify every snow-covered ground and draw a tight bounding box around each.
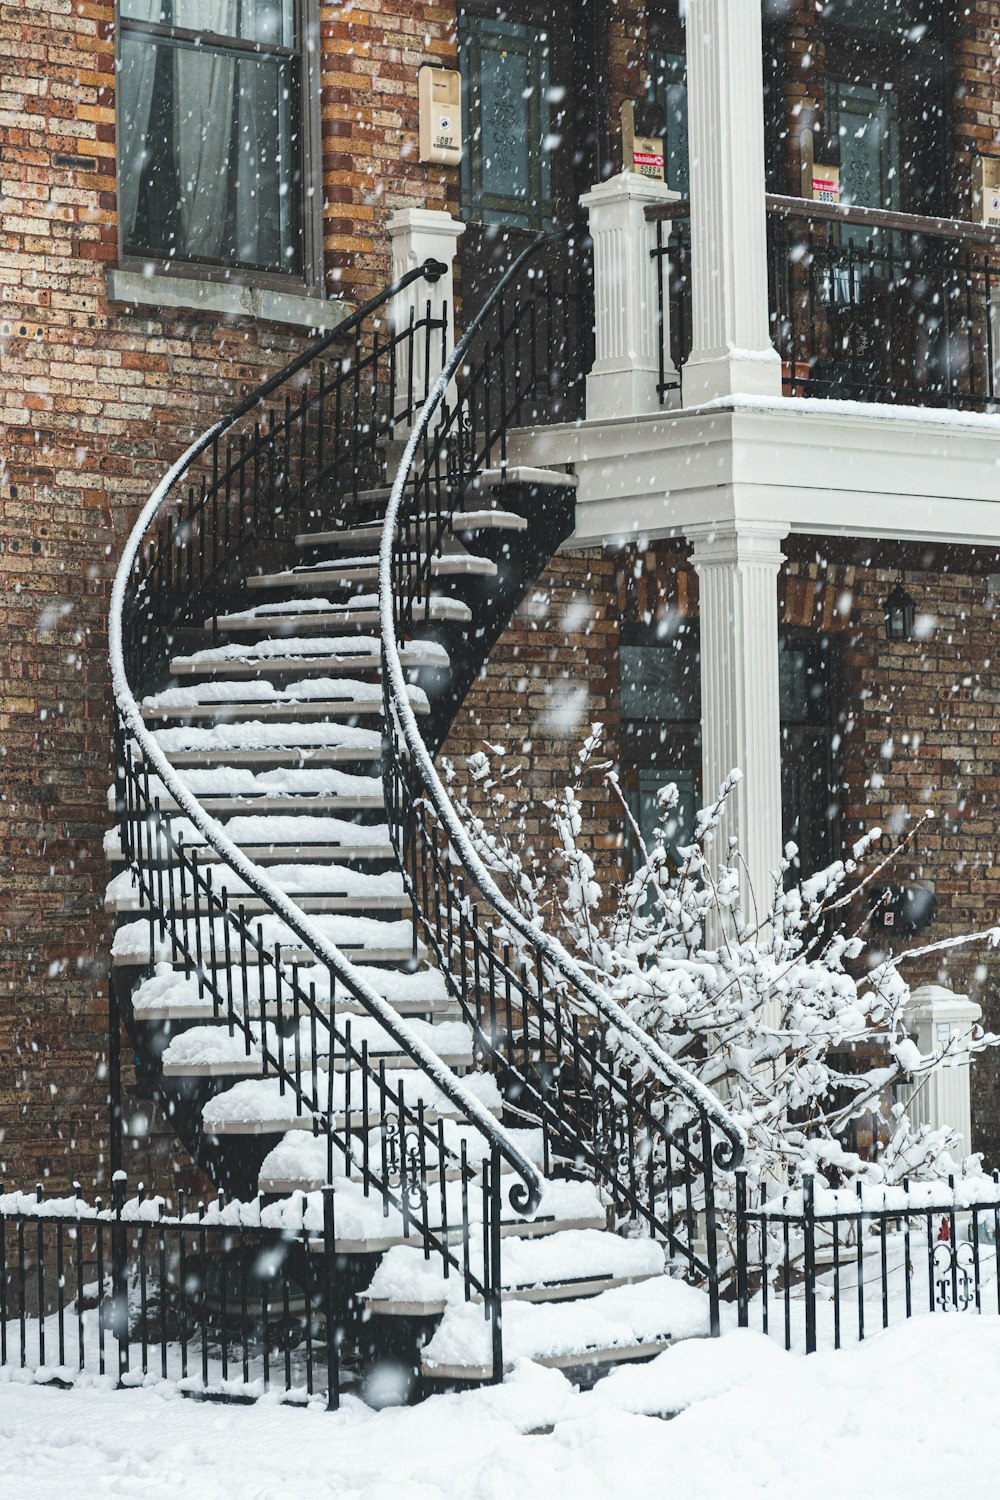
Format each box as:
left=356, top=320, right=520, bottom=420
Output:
left=0, top=1315, right=996, bottom=1499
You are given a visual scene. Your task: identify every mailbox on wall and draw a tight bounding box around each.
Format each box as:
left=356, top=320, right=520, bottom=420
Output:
left=419, top=66, right=462, bottom=166
left=974, top=155, right=1000, bottom=229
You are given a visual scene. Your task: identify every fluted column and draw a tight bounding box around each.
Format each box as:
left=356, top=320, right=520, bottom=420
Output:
left=688, top=522, right=786, bottom=924
left=682, top=0, right=782, bottom=405
left=580, top=172, right=681, bottom=419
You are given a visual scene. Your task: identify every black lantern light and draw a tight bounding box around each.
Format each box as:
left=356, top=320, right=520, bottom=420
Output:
left=883, top=574, right=915, bottom=642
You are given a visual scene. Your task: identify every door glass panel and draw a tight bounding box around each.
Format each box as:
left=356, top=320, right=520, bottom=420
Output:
left=460, top=17, right=553, bottom=229
left=829, top=81, right=900, bottom=213
left=627, top=768, right=698, bottom=868
left=646, top=50, right=688, bottom=197
left=620, top=639, right=700, bottom=722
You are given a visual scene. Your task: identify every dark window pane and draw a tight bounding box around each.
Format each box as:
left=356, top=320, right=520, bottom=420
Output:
left=120, top=0, right=295, bottom=48
left=120, top=33, right=301, bottom=275
left=460, top=17, right=553, bottom=230
left=823, top=0, right=937, bottom=31
left=620, top=640, right=700, bottom=722
left=628, top=768, right=698, bottom=868
left=828, top=81, right=900, bottom=213
left=646, top=50, right=688, bottom=198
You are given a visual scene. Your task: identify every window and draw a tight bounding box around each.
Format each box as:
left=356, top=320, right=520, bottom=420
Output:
left=620, top=620, right=843, bottom=882
left=620, top=618, right=701, bottom=873
left=645, top=50, right=688, bottom=199
left=458, top=15, right=554, bottom=230
left=117, top=1, right=319, bottom=283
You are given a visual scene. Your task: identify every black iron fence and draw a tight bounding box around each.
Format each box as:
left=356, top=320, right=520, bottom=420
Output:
left=649, top=196, right=1000, bottom=412
left=735, top=1170, right=1000, bottom=1355
left=0, top=1175, right=340, bottom=1404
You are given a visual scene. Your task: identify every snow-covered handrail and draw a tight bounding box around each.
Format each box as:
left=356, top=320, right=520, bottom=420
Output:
left=380, top=234, right=746, bottom=1172
left=109, top=262, right=544, bottom=1217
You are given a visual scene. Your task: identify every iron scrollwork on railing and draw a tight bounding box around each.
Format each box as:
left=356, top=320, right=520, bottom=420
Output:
left=379, top=228, right=745, bottom=1335
left=109, top=258, right=544, bottom=1384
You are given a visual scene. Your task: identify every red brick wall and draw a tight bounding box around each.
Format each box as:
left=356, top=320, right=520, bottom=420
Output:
left=0, top=0, right=539, bottom=1193
left=954, top=0, right=1000, bottom=217
left=444, top=538, right=1000, bottom=1164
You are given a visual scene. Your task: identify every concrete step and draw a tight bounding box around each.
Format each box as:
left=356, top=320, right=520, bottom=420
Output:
left=208, top=595, right=471, bottom=634
left=296, top=508, right=528, bottom=551
left=168, top=637, right=448, bottom=680
left=248, top=552, right=497, bottom=593
left=139, top=678, right=428, bottom=723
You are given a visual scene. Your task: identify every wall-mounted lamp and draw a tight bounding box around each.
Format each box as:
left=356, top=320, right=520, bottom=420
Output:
left=884, top=576, right=916, bottom=642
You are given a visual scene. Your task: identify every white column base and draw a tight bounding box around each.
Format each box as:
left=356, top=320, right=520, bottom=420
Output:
left=586, top=365, right=666, bottom=422
left=683, top=347, right=783, bottom=406
left=902, top=984, right=982, bottom=1157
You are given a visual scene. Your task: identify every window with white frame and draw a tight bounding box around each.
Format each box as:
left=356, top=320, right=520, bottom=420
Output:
left=117, top=1, right=318, bottom=283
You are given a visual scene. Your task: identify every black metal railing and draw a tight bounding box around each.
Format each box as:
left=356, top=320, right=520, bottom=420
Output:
left=110, top=261, right=545, bottom=1383
left=735, top=1170, right=1000, bottom=1355
left=380, top=230, right=745, bottom=1336
left=649, top=196, right=1000, bottom=412
left=0, top=1175, right=339, bottom=1403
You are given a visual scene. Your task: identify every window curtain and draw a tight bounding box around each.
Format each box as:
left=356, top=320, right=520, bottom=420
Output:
left=118, top=0, right=161, bottom=248
left=122, top=0, right=290, bottom=270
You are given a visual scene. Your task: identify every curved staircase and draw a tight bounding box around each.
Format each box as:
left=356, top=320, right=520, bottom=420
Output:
left=108, top=240, right=744, bottom=1395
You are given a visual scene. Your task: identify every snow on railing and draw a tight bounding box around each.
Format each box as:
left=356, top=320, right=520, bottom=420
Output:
left=379, top=234, right=747, bottom=1175
left=108, top=263, right=543, bottom=1246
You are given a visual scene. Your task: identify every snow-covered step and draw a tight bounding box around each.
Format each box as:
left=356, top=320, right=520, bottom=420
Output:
left=145, top=720, right=383, bottom=768
left=111, top=912, right=421, bottom=969
left=469, top=466, right=578, bottom=493
left=105, top=862, right=408, bottom=917
left=248, top=552, right=497, bottom=592
left=363, top=1230, right=666, bottom=1314
left=293, top=1174, right=606, bottom=1254
left=130, top=964, right=457, bottom=1023
left=104, top=813, right=395, bottom=865
left=109, top=766, right=384, bottom=818
left=139, top=676, right=429, bottom=721
left=258, top=1121, right=545, bottom=1194
left=296, top=509, right=528, bottom=550
left=208, top=594, right=472, bottom=635
left=169, top=635, right=448, bottom=679
left=202, top=1067, right=504, bottom=1137
left=161, top=1014, right=475, bottom=1079
left=421, top=1274, right=709, bottom=1382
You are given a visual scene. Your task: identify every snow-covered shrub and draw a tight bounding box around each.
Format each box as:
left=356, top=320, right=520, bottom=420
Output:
left=448, top=726, right=1000, bottom=1288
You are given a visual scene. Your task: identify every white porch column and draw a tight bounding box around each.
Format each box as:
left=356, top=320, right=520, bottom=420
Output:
left=682, top=0, right=782, bottom=405
left=902, top=985, right=982, bottom=1157
left=580, top=172, right=681, bottom=420
left=387, top=207, right=464, bottom=419
left=688, top=521, right=786, bottom=923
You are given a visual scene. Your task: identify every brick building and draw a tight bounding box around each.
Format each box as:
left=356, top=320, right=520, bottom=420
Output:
left=3, top=0, right=1000, bottom=1210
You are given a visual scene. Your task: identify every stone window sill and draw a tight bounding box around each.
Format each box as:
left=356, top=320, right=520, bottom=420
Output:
left=106, top=268, right=353, bottom=333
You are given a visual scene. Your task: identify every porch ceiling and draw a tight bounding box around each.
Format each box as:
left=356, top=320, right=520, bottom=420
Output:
left=506, top=396, right=1000, bottom=550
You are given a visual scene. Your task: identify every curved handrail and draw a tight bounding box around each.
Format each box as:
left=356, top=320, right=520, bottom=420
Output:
left=109, top=261, right=543, bottom=1215
left=380, top=235, right=746, bottom=1172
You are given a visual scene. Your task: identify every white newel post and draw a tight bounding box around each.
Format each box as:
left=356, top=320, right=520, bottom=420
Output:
left=688, top=522, right=786, bottom=925
left=580, top=172, right=681, bottom=420
left=902, top=985, right=982, bottom=1156
left=682, top=0, right=782, bottom=405
left=387, top=207, right=464, bottom=422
